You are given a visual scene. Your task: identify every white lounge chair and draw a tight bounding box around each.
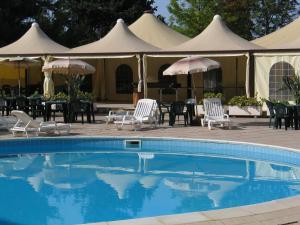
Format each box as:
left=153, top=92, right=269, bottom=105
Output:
left=105, top=110, right=130, bottom=124
left=114, top=99, right=158, bottom=130
left=202, top=98, right=231, bottom=130
left=10, top=110, right=71, bottom=137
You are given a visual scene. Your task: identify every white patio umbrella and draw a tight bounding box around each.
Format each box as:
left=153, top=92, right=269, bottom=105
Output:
left=163, top=56, right=221, bottom=97
left=163, top=56, right=220, bottom=76
left=0, top=57, right=40, bottom=95
left=163, top=56, right=221, bottom=118
left=42, top=59, right=95, bottom=75
left=42, top=59, right=96, bottom=97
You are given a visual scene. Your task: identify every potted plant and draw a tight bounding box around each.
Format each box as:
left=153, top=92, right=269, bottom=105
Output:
left=228, top=95, right=262, bottom=116
left=282, top=74, right=300, bottom=104
left=196, top=92, right=223, bottom=115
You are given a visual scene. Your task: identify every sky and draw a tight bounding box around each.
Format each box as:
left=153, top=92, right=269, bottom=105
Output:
left=153, top=0, right=171, bottom=20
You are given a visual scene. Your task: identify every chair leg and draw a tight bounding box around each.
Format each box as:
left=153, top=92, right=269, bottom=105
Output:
left=208, top=121, right=213, bottom=130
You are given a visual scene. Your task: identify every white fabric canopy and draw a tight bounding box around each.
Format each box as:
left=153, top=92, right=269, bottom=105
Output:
left=165, top=15, right=262, bottom=52
left=70, top=19, right=160, bottom=54
left=252, top=16, right=300, bottom=49
left=129, top=11, right=190, bottom=49
left=0, top=23, right=69, bottom=55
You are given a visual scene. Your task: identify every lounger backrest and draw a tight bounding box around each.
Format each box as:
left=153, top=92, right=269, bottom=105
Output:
left=203, top=98, right=224, bottom=119
left=133, top=99, right=156, bottom=118
left=11, top=110, right=40, bottom=128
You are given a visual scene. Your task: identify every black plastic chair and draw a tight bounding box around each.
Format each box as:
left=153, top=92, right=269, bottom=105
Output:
left=273, top=103, right=290, bottom=130
left=265, top=100, right=275, bottom=128
left=0, top=97, right=7, bottom=116
left=169, top=101, right=188, bottom=126
left=69, top=100, right=90, bottom=124
left=29, top=97, right=45, bottom=120
left=156, top=100, right=170, bottom=125
left=15, top=96, right=29, bottom=113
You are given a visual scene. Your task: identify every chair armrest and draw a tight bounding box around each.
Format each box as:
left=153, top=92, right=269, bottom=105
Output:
left=224, top=114, right=229, bottom=119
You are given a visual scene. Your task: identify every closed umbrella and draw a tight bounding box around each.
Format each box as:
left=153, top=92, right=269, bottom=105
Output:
left=43, top=57, right=54, bottom=99
left=0, top=57, right=40, bottom=95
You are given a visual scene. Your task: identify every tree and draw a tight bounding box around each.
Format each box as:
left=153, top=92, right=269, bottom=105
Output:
left=0, top=0, right=51, bottom=47
left=252, top=0, right=299, bottom=37
left=167, top=0, right=299, bottom=39
left=38, top=0, right=156, bottom=48
left=0, top=0, right=156, bottom=48
left=168, top=0, right=221, bottom=38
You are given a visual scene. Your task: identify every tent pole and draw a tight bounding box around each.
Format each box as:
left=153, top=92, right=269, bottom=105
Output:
left=235, top=57, right=238, bottom=95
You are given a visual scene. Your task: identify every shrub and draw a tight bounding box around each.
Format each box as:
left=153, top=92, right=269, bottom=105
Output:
left=199, top=92, right=223, bottom=104
left=228, top=96, right=262, bottom=107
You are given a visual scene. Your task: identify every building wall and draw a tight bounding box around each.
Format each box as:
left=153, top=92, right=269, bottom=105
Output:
left=0, top=56, right=248, bottom=102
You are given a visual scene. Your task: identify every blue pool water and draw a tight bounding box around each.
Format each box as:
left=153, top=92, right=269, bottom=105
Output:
left=0, top=138, right=300, bottom=225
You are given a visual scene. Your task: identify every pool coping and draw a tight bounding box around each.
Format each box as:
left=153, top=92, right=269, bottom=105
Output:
left=1, top=135, right=300, bottom=225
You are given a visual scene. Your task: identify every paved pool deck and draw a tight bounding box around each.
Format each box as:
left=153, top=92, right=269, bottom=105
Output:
left=1, top=116, right=300, bottom=225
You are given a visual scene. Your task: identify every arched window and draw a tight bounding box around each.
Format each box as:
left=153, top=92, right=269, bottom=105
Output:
left=203, top=68, right=222, bottom=93
left=269, top=61, right=294, bottom=101
left=158, top=64, right=177, bottom=94
left=116, top=64, right=133, bottom=94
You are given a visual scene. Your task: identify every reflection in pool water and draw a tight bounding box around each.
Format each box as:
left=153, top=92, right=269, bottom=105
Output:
left=0, top=152, right=300, bottom=225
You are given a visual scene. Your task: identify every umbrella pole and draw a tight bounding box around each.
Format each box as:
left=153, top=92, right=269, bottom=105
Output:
left=18, top=63, right=21, bottom=96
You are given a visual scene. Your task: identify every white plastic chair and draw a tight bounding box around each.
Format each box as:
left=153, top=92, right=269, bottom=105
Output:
left=10, top=110, right=71, bottom=137
left=114, top=99, right=158, bottom=130
left=202, top=98, right=231, bottom=130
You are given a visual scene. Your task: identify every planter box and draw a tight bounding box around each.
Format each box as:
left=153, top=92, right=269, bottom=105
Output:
left=229, top=106, right=262, bottom=117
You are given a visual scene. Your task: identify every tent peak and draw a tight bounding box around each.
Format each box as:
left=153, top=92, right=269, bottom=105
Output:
left=213, top=15, right=222, bottom=21
left=144, top=9, right=154, bottom=14
left=117, top=18, right=124, bottom=24
left=31, top=22, right=39, bottom=28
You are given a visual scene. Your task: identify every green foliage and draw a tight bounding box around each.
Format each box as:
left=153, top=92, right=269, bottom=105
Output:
left=282, top=74, right=300, bottom=104
left=199, top=92, right=223, bottom=104
left=261, top=98, right=290, bottom=105
left=50, top=92, right=70, bottom=101
left=30, top=90, right=41, bottom=98
left=228, top=96, right=262, bottom=107
left=252, top=0, right=299, bottom=37
left=76, top=90, right=94, bottom=101
left=167, top=0, right=299, bottom=39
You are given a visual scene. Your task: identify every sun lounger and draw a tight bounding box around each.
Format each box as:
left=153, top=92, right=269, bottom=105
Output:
left=114, top=99, right=158, bottom=130
left=202, top=98, right=231, bottom=130
left=11, top=110, right=71, bottom=137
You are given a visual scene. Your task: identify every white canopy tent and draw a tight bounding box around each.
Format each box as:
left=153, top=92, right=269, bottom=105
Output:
left=147, top=15, right=263, bottom=98
left=0, top=22, right=70, bottom=96
left=0, top=23, right=69, bottom=56
left=69, top=19, right=160, bottom=93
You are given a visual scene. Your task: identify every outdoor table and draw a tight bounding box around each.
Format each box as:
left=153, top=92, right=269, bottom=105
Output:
left=287, top=105, right=300, bottom=130
left=45, top=100, right=68, bottom=123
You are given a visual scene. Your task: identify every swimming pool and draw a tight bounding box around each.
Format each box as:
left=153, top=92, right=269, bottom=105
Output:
left=0, top=137, right=300, bottom=225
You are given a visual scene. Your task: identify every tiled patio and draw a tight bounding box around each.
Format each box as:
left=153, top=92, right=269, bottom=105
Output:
left=1, top=115, right=300, bottom=225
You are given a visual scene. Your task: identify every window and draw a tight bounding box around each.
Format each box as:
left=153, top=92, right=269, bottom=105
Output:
left=269, top=61, right=294, bottom=101
left=158, top=64, right=177, bottom=94
left=116, top=64, right=133, bottom=94
left=203, top=68, right=222, bottom=93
